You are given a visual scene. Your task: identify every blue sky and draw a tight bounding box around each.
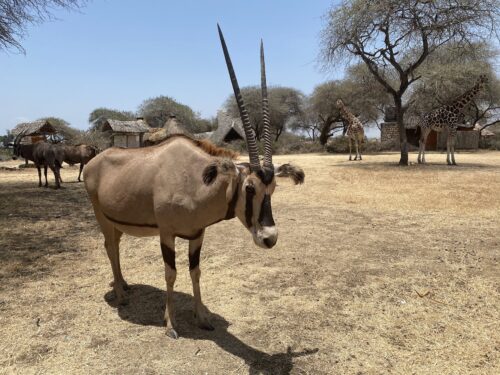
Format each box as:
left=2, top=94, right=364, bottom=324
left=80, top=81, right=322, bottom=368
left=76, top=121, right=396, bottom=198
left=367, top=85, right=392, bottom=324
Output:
left=0, top=0, right=344, bottom=135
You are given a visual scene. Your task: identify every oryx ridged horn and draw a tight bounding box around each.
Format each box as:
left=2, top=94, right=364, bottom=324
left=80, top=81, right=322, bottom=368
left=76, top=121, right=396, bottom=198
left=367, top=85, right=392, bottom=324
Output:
left=260, top=39, right=273, bottom=168
left=217, top=24, right=261, bottom=171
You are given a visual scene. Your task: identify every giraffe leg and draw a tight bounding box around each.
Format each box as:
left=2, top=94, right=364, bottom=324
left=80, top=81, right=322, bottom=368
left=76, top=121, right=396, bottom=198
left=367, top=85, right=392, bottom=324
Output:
left=358, top=135, right=362, bottom=160
left=417, top=128, right=423, bottom=164
left=419, top=128, right=430, bottom=164
left=446, top=133, right=451, bottom=165
left=450, top=129, right=457, bottom=165
left=348, top=137, right=352, bottom=161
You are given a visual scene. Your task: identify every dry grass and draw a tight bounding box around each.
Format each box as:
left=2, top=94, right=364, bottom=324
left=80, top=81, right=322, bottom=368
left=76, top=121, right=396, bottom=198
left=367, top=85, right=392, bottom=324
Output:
left=0, top=152, right=499, bottom=375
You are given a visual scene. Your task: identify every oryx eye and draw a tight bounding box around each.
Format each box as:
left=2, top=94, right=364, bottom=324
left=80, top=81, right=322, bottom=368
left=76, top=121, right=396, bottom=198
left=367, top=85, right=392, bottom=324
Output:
left=246, top=185, right=255, bottom=194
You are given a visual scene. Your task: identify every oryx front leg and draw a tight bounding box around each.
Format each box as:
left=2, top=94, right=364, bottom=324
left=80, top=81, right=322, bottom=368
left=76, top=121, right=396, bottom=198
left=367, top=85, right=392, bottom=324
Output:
left=160, top=236, right=178, bottom=339
left=189, top=230, right=214, bottom=331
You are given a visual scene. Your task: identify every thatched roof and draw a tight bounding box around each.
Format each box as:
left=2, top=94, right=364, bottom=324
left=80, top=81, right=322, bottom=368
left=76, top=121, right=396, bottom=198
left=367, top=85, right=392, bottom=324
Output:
left=210, top=111, right=246, bottom=143
left=101, top=119, right=150, bottom=133
left=11, top=120, right=56, bottom=136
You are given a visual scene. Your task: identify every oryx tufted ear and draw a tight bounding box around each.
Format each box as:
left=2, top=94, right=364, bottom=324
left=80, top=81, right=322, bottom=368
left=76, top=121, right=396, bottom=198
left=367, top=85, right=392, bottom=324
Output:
left=274, top=163, right=305, bottom=185
left=203, top=159, right=239, bottom=185
left=202, top=164, right=218, bottom=185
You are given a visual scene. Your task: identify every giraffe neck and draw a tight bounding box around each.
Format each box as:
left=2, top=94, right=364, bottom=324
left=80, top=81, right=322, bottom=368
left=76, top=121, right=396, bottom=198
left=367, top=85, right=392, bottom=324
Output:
left=451, top=81, right=484, bottom=110
left=339, top=105, right=355, bottom=125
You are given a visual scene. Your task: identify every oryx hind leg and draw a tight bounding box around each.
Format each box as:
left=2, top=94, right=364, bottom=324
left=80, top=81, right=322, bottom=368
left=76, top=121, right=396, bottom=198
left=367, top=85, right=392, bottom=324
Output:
left=160, top=234, right=178, bottom=339
left=188, top=230, right=214, bottom=331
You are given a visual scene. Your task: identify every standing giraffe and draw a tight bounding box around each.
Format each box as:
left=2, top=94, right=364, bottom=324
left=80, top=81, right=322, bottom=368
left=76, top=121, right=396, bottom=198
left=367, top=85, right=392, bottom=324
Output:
left=418, top=75, right=488, bottom=165
left=336, top=99, right=365, bottom=161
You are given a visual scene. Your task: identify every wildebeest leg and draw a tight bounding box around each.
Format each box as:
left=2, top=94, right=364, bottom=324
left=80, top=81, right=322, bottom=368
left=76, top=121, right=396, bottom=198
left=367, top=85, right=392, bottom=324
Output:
left=50, top=165, right=61, bottom=189
left=43, top=166, right=49, bottom=187
left=160, top=235, right=178, bottom=339
left=37, top=165, right=42, bottom=187
left=188, top=230, right=214, bottom=331
left=78, top=163, right=84, bottom=182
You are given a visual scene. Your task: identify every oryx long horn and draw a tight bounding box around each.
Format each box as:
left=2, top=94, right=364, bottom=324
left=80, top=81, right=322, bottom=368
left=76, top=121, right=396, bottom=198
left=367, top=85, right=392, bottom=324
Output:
left=260, top=39, right=273, bottom=168
left=218, top=24, right=261, bottom=171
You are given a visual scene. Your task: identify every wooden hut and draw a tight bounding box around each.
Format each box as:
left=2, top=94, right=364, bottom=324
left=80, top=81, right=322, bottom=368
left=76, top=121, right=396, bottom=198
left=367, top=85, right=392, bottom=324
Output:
left=11, top=120, right=57, bottom=144
left=101, top=119, right=150, bottom=148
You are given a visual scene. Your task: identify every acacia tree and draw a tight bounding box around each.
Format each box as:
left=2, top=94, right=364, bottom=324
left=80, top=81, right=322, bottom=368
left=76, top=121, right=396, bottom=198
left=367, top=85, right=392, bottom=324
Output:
left=138, top=96, right=209, bottom=133
left=225, top=86, right=304, bottom=141
left=321, top=0, right=500, bottom=165
left=0, top=0, right=87, bottom=52
left=310, top=64, right=390, bottom=145
left=88, top=108, right=136, bottom=130
left=408, top=43, right=500, bottom=130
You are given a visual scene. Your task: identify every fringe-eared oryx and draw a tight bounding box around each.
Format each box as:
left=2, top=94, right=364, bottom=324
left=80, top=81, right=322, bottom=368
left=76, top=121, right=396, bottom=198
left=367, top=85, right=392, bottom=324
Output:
left=83, top=25, right=304, bottom=338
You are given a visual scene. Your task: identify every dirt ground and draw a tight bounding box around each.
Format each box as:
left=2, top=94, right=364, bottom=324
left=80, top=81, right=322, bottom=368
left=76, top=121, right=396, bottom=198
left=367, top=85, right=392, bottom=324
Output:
left=0, top=151, right=499, bottom=375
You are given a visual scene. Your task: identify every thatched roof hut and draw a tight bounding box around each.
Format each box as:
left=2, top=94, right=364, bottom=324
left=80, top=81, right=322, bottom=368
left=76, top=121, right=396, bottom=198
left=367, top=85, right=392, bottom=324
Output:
left=209, top=111, right=246, bottom=144
left=11, top=120, right=57, bottom=137
left=101, top=118, right=150, bottom=148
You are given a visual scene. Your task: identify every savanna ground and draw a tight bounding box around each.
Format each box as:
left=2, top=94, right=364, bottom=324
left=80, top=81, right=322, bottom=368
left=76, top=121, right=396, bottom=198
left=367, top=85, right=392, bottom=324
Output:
left=0, top=151, right=499, bottom=375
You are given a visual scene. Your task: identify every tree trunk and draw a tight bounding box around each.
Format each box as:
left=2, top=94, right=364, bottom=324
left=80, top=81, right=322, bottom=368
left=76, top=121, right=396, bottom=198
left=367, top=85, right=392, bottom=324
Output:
left=395, top=97, right=409, bottom=165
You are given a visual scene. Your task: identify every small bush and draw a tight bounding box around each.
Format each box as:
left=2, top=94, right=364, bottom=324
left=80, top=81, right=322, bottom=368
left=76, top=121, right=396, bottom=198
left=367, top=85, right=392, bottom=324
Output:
left=326, top=136, right=414, bottom=153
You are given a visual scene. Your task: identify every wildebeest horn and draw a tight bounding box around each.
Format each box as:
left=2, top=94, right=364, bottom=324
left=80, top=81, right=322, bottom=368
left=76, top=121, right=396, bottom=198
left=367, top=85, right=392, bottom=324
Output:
left=260, top=39, right=273, bottom=168
left=218, top=24, right=261, bottom=172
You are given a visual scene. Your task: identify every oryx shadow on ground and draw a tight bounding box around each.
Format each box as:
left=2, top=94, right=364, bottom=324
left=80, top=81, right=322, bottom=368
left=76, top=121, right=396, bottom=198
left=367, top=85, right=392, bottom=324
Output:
left=105, top=284, right=318, bottom=375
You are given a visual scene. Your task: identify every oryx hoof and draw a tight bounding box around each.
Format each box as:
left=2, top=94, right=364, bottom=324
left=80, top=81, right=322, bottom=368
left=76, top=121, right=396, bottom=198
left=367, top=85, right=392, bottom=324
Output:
left=109, top=280, right=130, bottom=290
left=166, top=327, right=179, bottom=339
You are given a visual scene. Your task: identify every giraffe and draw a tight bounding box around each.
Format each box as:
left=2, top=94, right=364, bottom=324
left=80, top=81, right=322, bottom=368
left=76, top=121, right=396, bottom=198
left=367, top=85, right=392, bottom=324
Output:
left=336, top=99, right=365, bottom=161
left=417, top=75, right=488, bottom=165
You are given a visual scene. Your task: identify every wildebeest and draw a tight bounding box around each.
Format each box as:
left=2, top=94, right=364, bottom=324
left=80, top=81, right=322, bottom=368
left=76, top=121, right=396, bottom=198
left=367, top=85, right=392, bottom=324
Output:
left=83, top=26, right=305, bottom=338
left=61, top=144, right=98, bottom=182
left=12, top=132, right=64, bottom=189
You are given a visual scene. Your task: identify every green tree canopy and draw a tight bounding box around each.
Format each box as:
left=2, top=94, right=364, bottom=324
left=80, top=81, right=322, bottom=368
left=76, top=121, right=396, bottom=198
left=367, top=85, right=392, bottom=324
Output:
left=307, top=64, right=390, bottom=144
left=225, top=86, right=304, bottom=141
left=137, top=96, right=209, bottom=133
left=320, top=0, right=500, bottom=164
left=88, top=108, right=136, bottom=131
left=408, top=43, right=500, bottom=129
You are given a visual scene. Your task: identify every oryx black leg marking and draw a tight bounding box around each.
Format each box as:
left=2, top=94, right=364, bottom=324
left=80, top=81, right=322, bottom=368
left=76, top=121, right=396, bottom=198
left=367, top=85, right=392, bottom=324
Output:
left=189, top=246, right=201, bottom=271
left=161, top=243, right=176, bottom=270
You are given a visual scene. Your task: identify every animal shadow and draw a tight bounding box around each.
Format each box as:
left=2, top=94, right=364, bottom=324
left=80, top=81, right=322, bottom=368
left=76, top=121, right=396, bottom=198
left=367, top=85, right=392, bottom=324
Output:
left=105, top=284, right=318, bottom=375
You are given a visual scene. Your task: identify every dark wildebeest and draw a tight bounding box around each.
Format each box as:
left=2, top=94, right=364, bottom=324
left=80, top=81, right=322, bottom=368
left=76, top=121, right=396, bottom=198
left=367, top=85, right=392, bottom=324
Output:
left=61, top=144, right=98, bottom=182
left=12, top=132, right=64, bottom=189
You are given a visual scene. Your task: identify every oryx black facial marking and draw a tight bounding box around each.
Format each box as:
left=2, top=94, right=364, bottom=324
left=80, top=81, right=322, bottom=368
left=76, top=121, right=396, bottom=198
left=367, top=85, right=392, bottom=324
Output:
left=161, top=243, right=176, bottom=270
left=189, top=246, right=201, bottom=270
left=245, top=184, right=255, bottom=228
left=258, top=194, right=275, bottom=227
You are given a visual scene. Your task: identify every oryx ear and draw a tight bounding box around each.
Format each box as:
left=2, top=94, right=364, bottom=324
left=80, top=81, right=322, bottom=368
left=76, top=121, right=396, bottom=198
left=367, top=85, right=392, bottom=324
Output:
left=274, top=163, right=305, bottom=185
left=203, top=159, right=239, bottom=185
left=202, top=164, right=218, bottom=185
